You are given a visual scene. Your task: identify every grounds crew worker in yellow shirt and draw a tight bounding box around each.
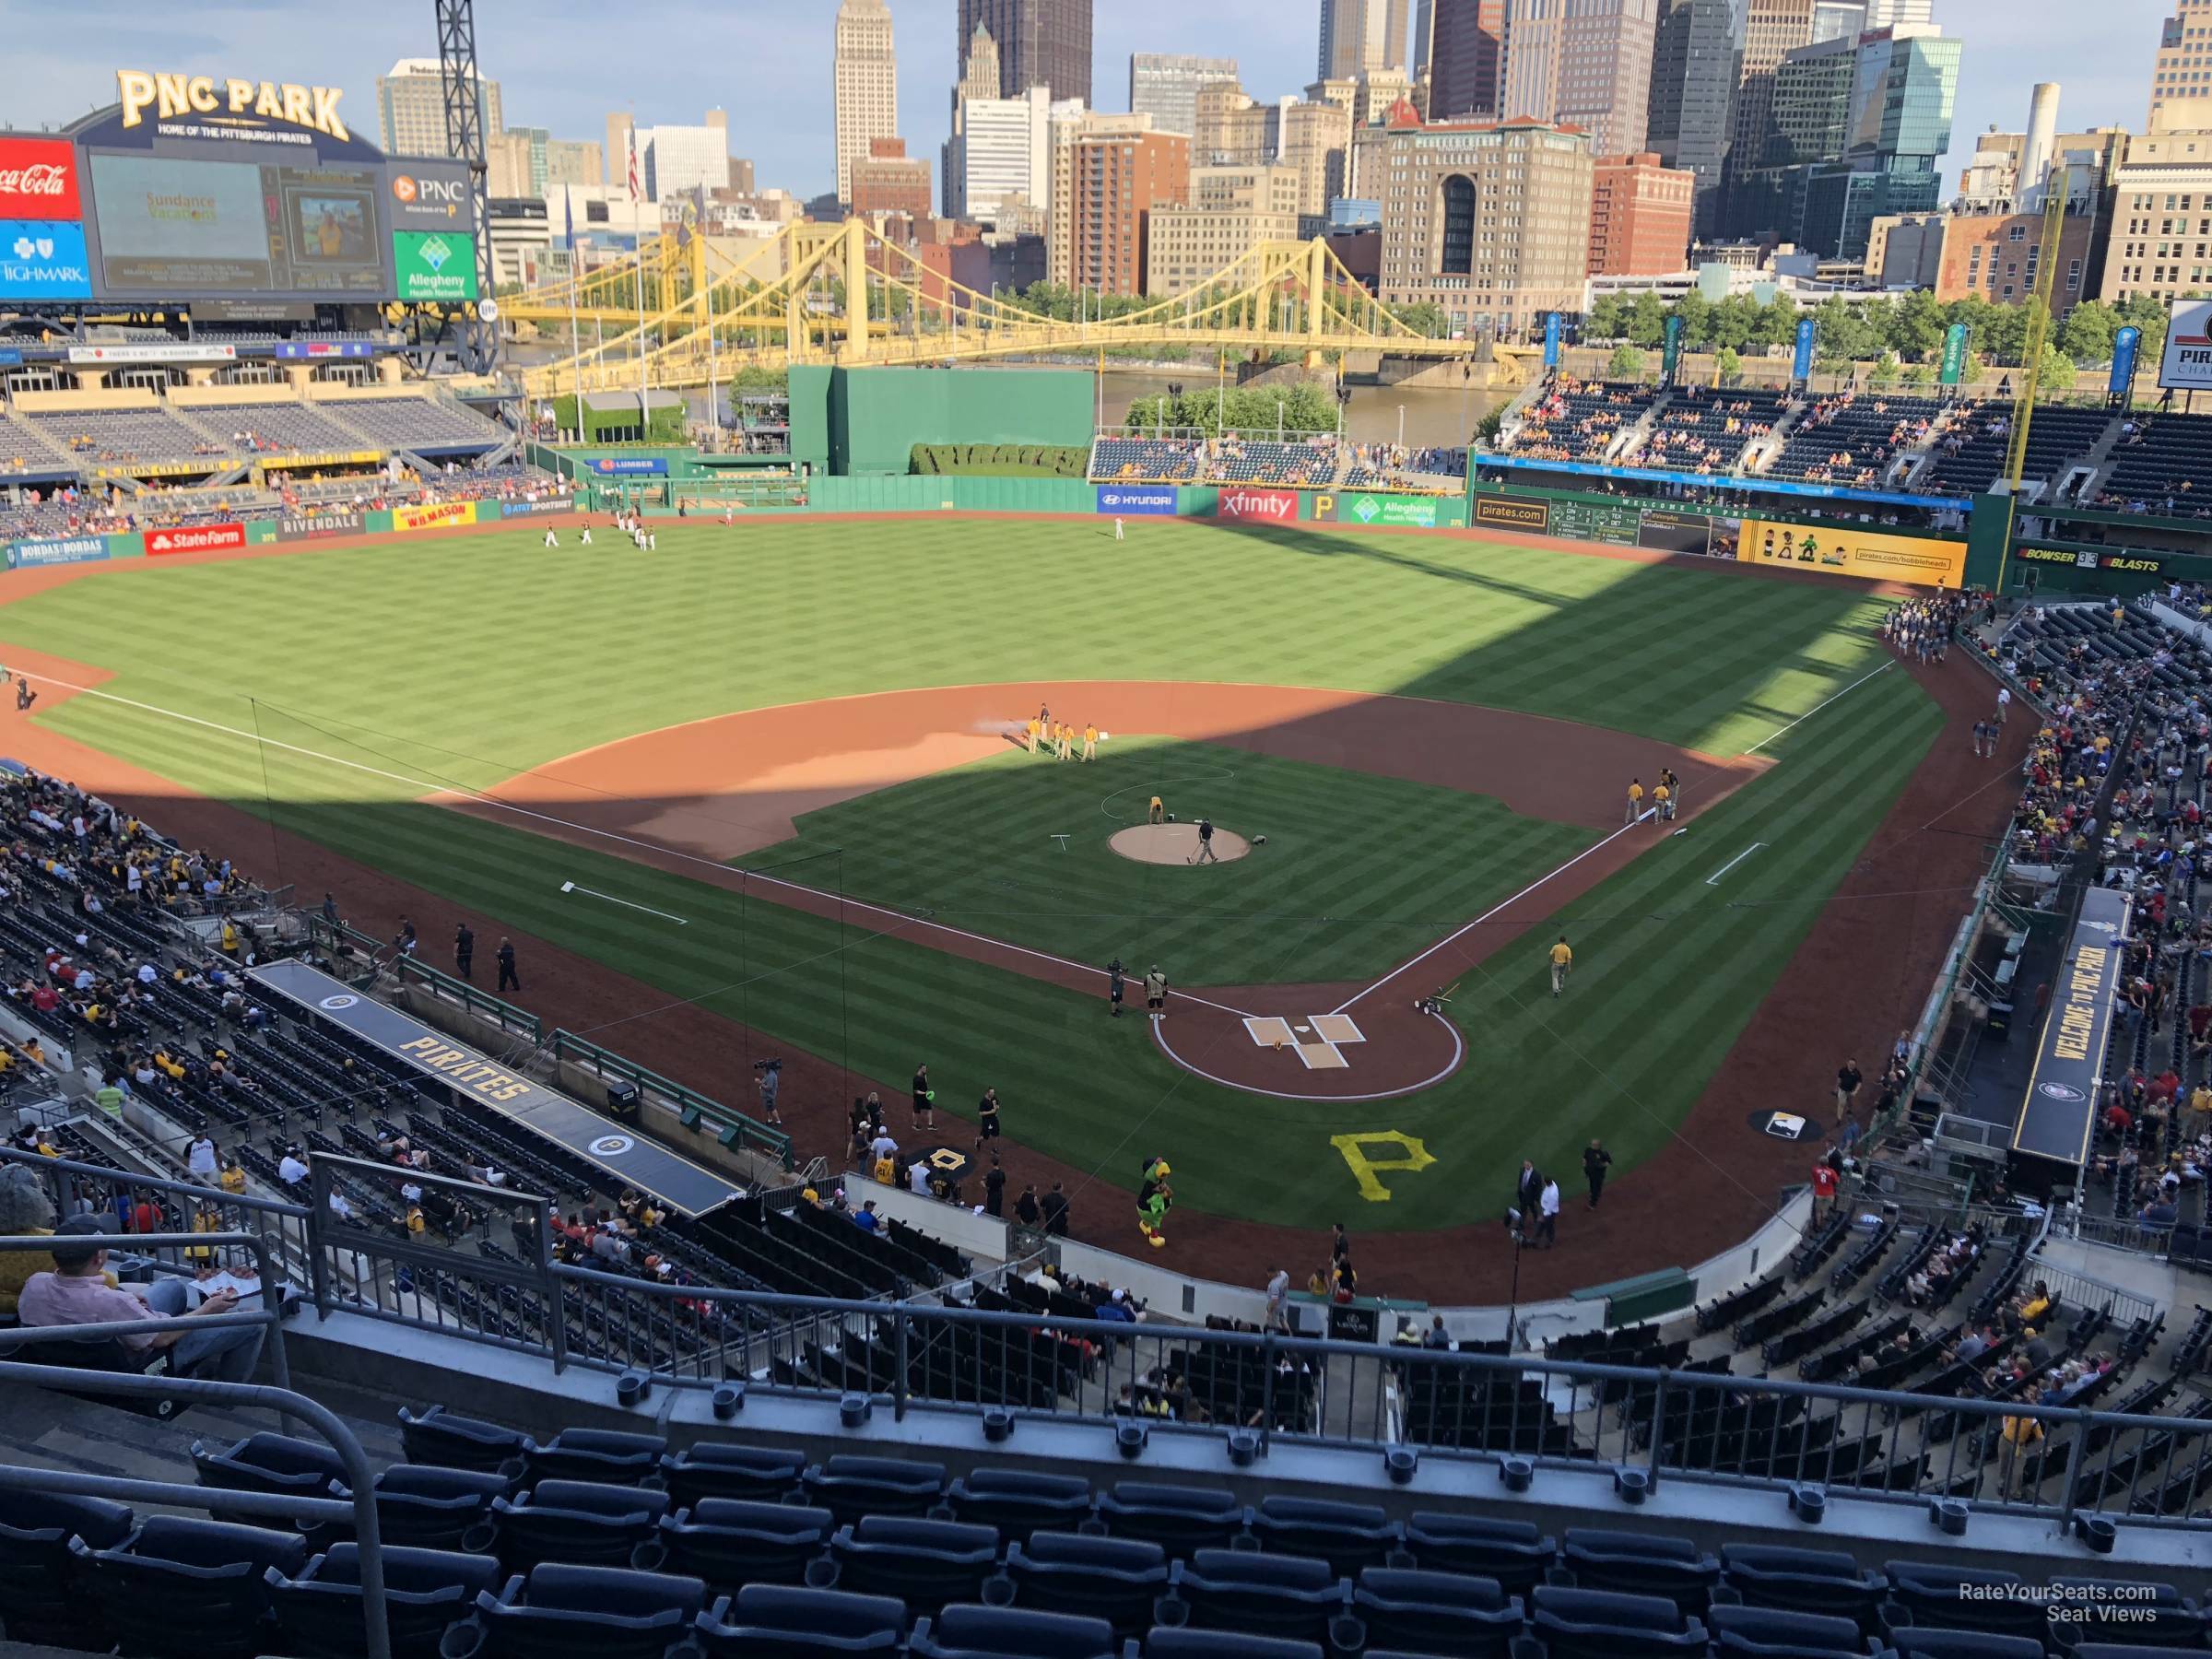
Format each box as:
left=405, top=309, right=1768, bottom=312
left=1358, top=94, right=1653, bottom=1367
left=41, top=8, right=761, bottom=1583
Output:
left=1026, top=716, right=1043, bottom=754
left=1083, top=724, right=1099, bottom=762
left=1548, top=935, right=1573, bottom=997
left=1625, top=779, right=1645, bottom=825
left=1653, top=782, right=1672, bottom=822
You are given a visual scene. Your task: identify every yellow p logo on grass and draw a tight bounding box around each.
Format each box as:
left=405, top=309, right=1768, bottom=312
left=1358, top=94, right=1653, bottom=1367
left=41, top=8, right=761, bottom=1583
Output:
left=1330, top=1131, right=1436, bottom=1202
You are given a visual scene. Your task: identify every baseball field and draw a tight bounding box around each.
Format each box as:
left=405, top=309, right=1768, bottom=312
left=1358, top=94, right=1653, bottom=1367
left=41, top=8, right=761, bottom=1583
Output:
left=0, top=512, right=2017, bottom=1298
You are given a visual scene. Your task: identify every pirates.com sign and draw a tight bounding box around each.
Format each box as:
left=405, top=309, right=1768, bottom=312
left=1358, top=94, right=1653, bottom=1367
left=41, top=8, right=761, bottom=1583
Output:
left=2159, top=299, right=2212, bottom=392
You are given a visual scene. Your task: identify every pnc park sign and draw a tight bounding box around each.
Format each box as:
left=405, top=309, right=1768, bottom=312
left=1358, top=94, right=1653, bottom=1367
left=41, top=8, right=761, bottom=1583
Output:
left=116, top=68, right=349, bottom=143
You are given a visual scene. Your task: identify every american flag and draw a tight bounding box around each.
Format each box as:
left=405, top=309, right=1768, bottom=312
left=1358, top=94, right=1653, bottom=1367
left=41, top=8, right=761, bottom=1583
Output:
left=627, top=126, right=641, bottom=202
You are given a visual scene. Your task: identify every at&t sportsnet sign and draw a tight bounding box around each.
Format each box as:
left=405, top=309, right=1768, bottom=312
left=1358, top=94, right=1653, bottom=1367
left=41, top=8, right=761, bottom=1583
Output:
left=2159, top=299, right=2212, bottom=392
left=1096, top=485, right=1176, bottom=515
left=1214, top=487, right=1300, bottom=524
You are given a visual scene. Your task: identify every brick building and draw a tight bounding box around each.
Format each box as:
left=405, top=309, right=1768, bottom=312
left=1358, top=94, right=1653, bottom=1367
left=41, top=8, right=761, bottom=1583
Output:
left=1587, top=151, right=1696, bottom=274
left=850, top=137, right=934, bottom=220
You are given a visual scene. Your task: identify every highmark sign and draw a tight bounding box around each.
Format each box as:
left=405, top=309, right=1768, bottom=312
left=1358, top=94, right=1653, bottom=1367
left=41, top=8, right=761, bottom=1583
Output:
left=115, top=69, right=349, bottom=141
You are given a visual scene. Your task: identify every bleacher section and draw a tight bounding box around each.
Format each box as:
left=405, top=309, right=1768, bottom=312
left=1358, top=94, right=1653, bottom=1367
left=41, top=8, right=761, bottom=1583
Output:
left=1915, top=405, right=2109, bottom=498
left=331, top=397, right=508, bottom=453
left=1631, top=388, right=1788, bottom=476
left=1760, top=394, right=1948, bottom=488
left=20, top=404, right=229, bottom=469
left=195, top=400, right=384, bottom=457
left=1504, top=379, right=1658, bottom=464
left=2095, top=410, right=2212, bottom=512
left=1087, top=434, right=1465, bottom=493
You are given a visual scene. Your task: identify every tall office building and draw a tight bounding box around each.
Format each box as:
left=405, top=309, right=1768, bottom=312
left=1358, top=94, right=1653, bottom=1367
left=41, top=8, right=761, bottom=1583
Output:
left=606, top=112, right=634, bottom=190
left=1129, top=53, right=1241, bottom=135
left=1064, top=128, right=1190, bottom=295
left=1279, top=96, right=1356, bottom=218
left=1147, top=163, right=1301, bottom=295
left=1374, top=116, right=1594, bottom=337
left=834, top=0, right=900, bottom=203
left=1809, top=0, right=1866, bottom=41
left=1498, top=0, right=1659, bottom=158
left=1195, top=84, right=1277, bottom=165
left=376, top=58, right=501, bottom=159
left=2149, top=0, right=2212, bottom=131
left=947, top=86, right=1053, bottom=222
left=1726, top=0, right=1818, bottom=227
left=1320, top=0, right=1410, bottom=79
left=851, top=137, right=934, bottom=218
left=1785, top=25, right=1959, bottom=257
left=2100, top=126, right=2212, bottom=300
left=1424, top=0, right=1505, bottom=120
left=1588, top=151, right=1698, bottom=271
left=547, top=139, right=602, bottom=189
left=1645, top=0, right=1745, bottom=233
left=958, top=0, right=1093, bottom=103
left=643, top=124, right=732, bottom=200
left=1862, top=0, right=1931, bottom=23
left=1047, top=105, right=1150, bottom=283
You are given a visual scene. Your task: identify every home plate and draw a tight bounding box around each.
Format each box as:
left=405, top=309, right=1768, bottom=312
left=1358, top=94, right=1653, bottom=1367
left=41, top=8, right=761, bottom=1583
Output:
left=1293, top=1023, right=1312, bottom=1034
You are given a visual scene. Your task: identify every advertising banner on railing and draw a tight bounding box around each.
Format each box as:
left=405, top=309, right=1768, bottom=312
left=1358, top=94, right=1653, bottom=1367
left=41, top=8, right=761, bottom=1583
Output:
left=1732, top=518, right=1968, bottom=587
left=1312, top=492, right=1440, bottom=528
left=1940, top=322, right=1971, bottom=387
left=494, top=498, right=573, bottom=518
left=145, top=522, right=244, bottom=556
left=1544, top=312, right=1561, bottom=370
left=2112, top=325, right=2142, bottom=397
left=393, top=500, right=477, bottom=532
left=6, top=534, right=107, bottom=570
left=2159, top=299, right=2212, bottom=392
left=273, top=341, right=374, bottom=360
left=1472, top=494, right=1553, bottom=534
left=1792, top=317, right=1817, bottom=383
left=2016, top=885, right=2130, bottom=1165
left=2016, top=544, right=2167, bottom=578
left=589, top=455, right=669, bottom=477
left=277, top=510, right=365, bottom=541
left=1213, top=487, right=1301, bottom=524
left=1095, top=484, right=1177, bottom=515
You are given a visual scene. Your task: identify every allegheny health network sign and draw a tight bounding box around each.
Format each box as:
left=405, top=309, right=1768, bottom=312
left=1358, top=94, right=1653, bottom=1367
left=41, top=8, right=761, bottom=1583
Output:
left=392, top=230, right=477, bottom=302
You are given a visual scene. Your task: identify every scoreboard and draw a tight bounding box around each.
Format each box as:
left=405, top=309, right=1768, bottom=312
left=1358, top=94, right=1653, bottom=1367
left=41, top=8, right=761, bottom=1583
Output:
left=0, top=66, right=477, bottom=308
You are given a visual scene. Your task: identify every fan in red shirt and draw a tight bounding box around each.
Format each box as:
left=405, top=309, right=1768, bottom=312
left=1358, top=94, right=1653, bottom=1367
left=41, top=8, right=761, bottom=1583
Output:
left=1811, top=1159, right=1839, bottom=1216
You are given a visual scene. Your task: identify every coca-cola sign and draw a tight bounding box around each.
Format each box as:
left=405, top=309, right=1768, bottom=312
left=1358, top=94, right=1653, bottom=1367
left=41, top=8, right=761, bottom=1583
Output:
left=0, top=139, right=81, bottom=220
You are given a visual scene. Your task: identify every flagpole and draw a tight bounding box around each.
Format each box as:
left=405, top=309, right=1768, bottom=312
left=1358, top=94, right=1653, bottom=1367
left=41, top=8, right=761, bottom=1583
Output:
left=562, top=188, right=581, bottom=441
left=629, top=127, right=648, bottom=438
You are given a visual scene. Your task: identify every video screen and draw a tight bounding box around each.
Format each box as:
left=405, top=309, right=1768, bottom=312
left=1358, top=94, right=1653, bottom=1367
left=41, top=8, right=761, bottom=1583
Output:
left=88, top=152, right=387, bottom=299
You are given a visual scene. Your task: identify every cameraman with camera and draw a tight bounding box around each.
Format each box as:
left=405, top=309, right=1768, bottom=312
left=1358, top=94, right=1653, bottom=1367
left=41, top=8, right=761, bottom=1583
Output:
left=754, top=1057, right=782, bottom=1127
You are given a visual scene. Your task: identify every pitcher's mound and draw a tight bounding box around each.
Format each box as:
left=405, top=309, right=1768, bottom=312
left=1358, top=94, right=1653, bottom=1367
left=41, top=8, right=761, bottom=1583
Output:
left=1110, top=823, right=1253, bottom=865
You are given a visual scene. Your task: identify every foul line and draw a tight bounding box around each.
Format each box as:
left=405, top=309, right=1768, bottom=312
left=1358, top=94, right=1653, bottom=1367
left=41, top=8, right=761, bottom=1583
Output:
left=1334, top=807, right=1658, bottom=1015
left=1704, top=843, right=1766, bottom=886
left=1151, top=1007, right=1466, bottom=1102
left=1742, top=661, right=1893, bottom=757
left=23, top=670, right=1259, bottom=1022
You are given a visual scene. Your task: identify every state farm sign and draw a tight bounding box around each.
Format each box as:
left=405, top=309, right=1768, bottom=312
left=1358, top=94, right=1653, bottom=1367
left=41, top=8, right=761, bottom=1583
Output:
left=146, top=523, right=244, bottom=556
left=1214, top=487, right=1301, bottom=524
left=0, top=139, right=80, bottom=220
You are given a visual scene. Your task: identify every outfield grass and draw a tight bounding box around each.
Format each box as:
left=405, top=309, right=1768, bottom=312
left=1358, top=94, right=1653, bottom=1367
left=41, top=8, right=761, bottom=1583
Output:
left=736, top=738, right=1598, bottom=985
left=0, top=516, right=1931, bottom=1232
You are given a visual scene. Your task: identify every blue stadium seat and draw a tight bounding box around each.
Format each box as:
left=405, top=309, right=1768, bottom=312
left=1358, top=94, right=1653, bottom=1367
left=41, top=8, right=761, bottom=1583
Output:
left=911, top=1603, right=1122, bottom=1659
left=335, top=1463, right=511, bottom=1552
left=1139, top=1630, right=1323, bottom=1659
left=524, top=1427, right=668, bottom=1487
left=1098, top=1482, right=1249, bottom=1555
left=663, top=1441, right=808, bottom=1508
left=400, top=1404, right=532, bottom=1474
left=2049, top=1576, right=2206, bottom=1647
left=1559, top=1527, right=1720, bottom=1615
left=1882, top=1562, right=2047, bottom=1644
left=1167, top=1547, right=1346, bottom=1646
left=488, top=1479, right=669, bottom=1572
left=69, top=1514, right=310, bottom=1659
left=1884, top=1631, right=2049, bottom=1659
left=650, top=1498, right=834, bottom=1589
left=1529, top=1584, right=1708, bottom=1659
left=1249, top=1496, right=1402, bottom=1574
left=825, top=1514, right=1002, bottom=1610
left=1347, top=1565, right=1521, bottom=1657
left=1402, top=1511, right=1555, bottom=1596
left=0, top=1490, right=133, bottom=1649
left=1707, top=1602, right=1867, bottom=1656
left=802, top=1455, right=948, bottom=1524
left=1003, top=1528, right=1171, bottom=1635
left=191, top=1431, right=347, bottom=1523
left=694, top=1583, right=907, bottom=1656
left=265, top=1541, right=502, bottom=1659
left=453, top=1561, right=707, bottom=1659
left=943, top=1465, right=1096, bottom=1540
left=1718, top=1543, right=1886, bottom=1630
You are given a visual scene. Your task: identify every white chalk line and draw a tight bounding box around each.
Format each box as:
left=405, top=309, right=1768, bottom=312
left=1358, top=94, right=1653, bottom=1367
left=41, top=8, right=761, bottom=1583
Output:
left=22, top=669, right=1259, bottom=1020
left=1742, top=661, right=1893, bottom=756
left=1333, top=807, right=1660, bottom=1016
left=560, top=880, right=689, bottom=924
left=1704, top=843, right=1766, bottom=886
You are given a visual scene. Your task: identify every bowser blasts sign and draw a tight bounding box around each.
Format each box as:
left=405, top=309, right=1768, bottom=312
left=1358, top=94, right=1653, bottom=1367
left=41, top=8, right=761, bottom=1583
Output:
left=0, top=139, right=81, bottom=220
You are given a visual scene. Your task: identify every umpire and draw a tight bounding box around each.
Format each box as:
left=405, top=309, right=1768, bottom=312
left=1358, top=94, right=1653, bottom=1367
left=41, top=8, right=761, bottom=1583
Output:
left=454, top=923, right=475, bottom=982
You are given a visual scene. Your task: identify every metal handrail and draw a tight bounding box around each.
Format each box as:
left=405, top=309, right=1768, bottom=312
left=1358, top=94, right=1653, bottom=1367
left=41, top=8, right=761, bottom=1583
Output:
left=0, top=1366, right=391, bottom=1659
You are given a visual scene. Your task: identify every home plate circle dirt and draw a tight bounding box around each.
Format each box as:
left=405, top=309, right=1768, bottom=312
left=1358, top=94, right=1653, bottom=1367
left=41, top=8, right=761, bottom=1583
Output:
left=1109, top=822, right=1252, bottom=865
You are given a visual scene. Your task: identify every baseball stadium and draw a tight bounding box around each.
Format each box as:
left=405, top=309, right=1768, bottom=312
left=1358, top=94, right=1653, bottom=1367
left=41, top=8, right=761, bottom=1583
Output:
left=6, top=26, right=2212, bottom=1659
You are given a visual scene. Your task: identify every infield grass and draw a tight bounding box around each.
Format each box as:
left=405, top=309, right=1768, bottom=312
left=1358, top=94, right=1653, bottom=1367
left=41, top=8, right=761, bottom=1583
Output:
left=0, top=515, right=1934, bottom=1232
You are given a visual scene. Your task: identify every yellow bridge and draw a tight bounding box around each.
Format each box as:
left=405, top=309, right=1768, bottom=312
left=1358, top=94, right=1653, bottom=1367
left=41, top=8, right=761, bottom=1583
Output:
left=502, top=218, right=1526, bottom=398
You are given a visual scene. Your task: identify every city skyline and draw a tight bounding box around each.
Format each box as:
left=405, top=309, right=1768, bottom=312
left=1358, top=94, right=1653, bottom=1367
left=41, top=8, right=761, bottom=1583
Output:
left=0, top=0, right=2147, bottom=202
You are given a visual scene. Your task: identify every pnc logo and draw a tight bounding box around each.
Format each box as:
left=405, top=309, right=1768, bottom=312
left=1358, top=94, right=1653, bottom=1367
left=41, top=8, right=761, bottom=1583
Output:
left=392, top=173, right=465, bottom=215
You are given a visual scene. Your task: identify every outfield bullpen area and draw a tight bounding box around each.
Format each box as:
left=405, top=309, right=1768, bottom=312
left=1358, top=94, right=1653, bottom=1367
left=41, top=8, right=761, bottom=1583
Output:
left=0, top=511, right=2022, bottom=1301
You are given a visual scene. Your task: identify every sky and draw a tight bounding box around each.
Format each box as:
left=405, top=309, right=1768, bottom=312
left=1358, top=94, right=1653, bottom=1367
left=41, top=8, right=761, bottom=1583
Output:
left=0, top=0, right=2166, bottom=200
